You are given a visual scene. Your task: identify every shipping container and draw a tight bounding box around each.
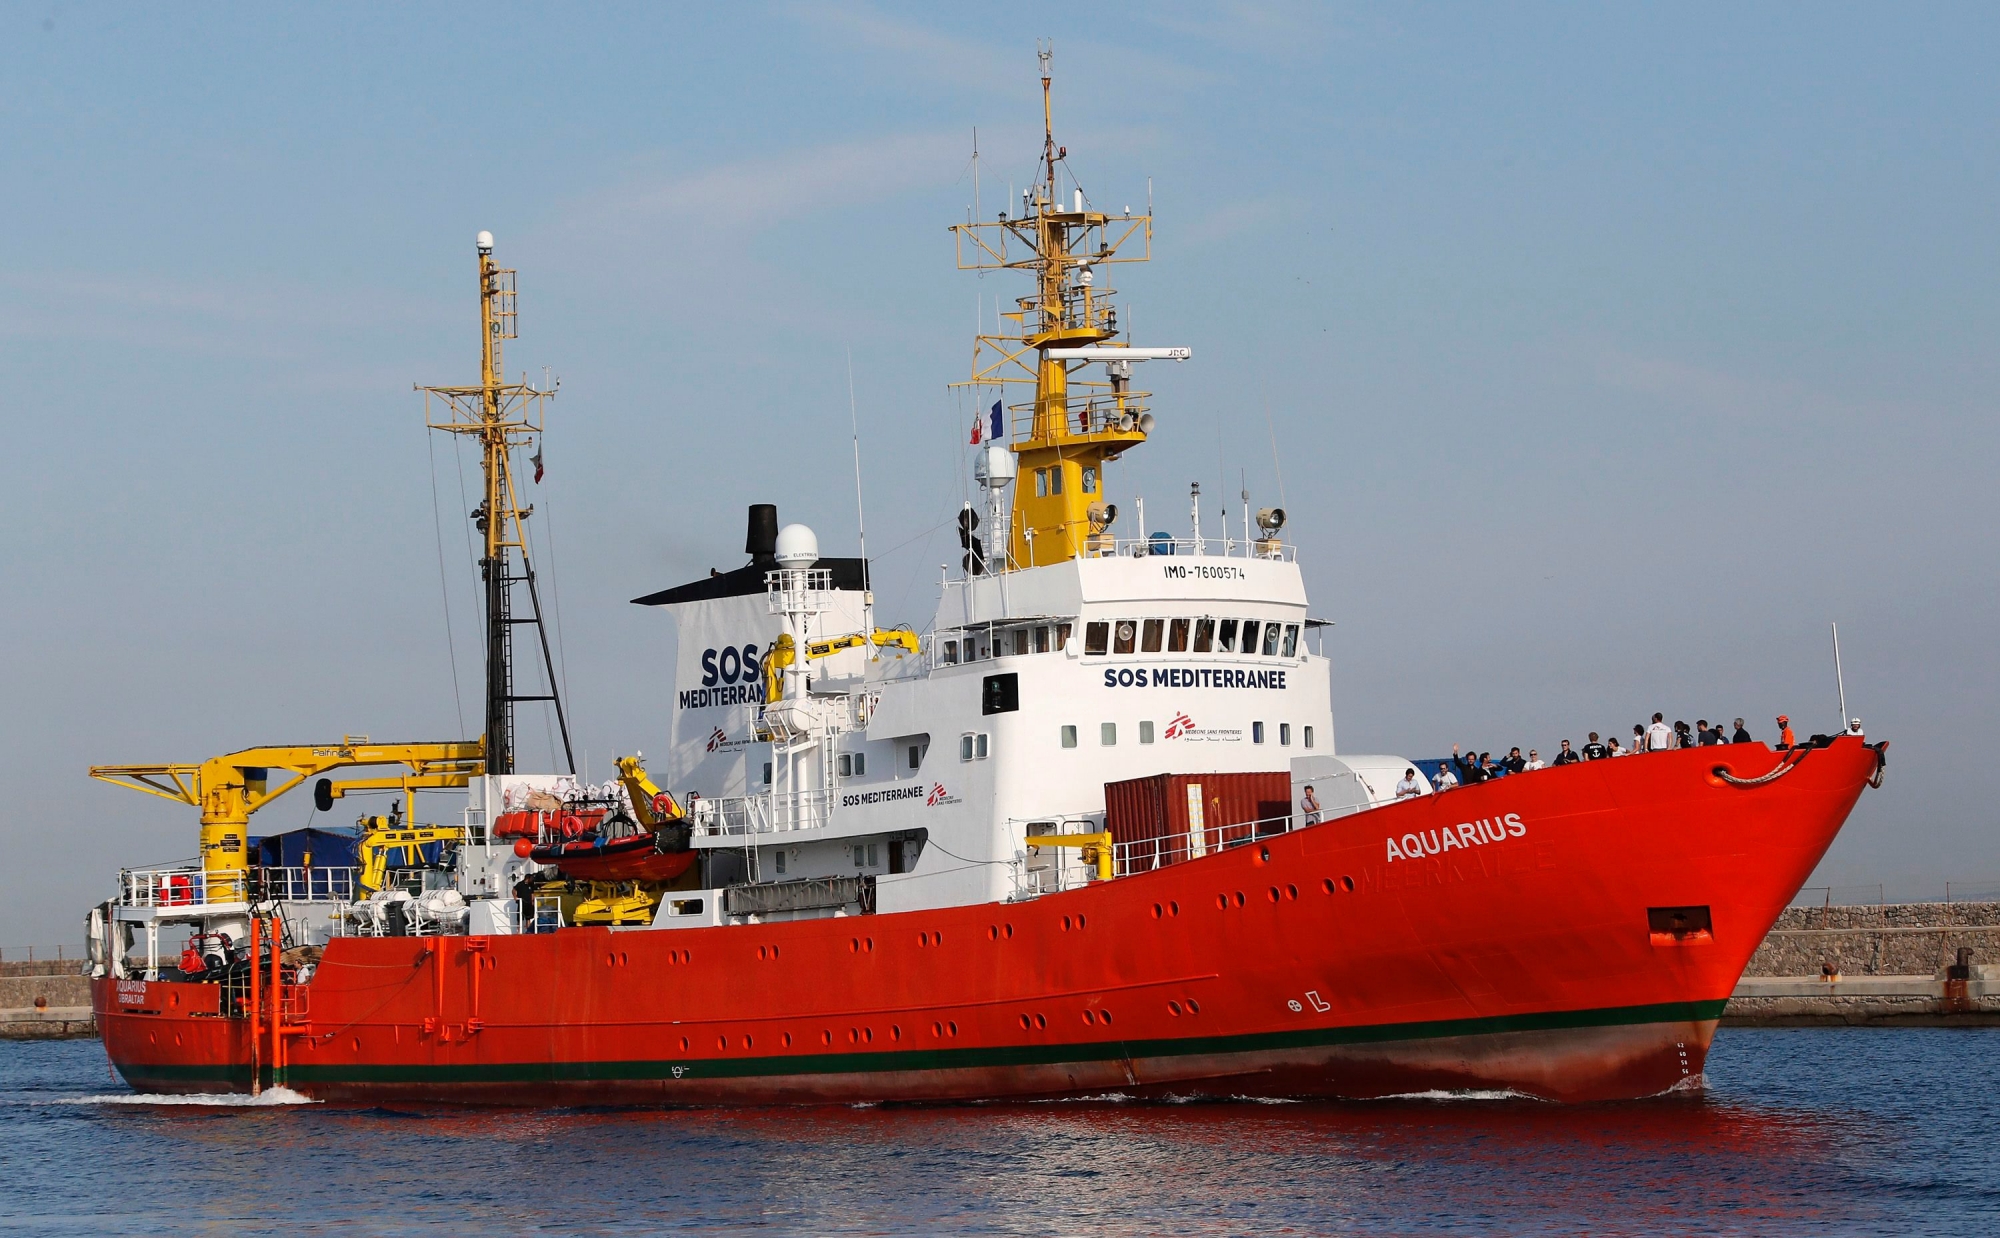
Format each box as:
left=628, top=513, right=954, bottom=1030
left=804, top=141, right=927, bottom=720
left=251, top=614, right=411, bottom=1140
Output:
left=1103, top=771, right=1292, bottom=872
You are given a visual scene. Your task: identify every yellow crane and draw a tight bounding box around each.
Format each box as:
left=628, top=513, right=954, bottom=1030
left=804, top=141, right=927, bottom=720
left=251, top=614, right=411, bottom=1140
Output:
left=91, top=738, right=483, bottom=903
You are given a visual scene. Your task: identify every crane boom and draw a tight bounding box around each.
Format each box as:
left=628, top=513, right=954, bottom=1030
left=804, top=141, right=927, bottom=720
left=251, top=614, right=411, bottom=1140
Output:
left=91, top=738, right=483, bottom=901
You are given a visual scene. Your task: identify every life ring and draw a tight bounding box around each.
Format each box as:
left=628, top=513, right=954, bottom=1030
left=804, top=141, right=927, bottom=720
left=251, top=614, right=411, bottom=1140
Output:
left=652, top=792, right=677, bottom=818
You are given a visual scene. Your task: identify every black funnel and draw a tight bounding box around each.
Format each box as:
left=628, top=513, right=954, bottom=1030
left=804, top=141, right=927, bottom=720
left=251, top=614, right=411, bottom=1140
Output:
left=745, top=504, right=779, bottom=563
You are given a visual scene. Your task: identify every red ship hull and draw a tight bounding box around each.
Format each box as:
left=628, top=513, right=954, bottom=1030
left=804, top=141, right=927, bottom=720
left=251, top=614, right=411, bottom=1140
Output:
left=95, top=739, right=1880, bottom=1105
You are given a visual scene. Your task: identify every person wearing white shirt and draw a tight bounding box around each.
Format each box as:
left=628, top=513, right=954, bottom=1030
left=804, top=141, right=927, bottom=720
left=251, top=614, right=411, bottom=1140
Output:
left=1433, top=762, right=1458, bottom=790
left=1646, top=712, right=1673, bottom=751
left=1525, top=750, right=1545, bottom=771
left=1394, top=768, right=1423, bottom=800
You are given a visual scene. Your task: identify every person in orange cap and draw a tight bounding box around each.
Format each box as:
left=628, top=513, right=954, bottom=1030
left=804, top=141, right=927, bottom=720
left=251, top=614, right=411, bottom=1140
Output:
left=1776, top=714, right=1795, bottom=748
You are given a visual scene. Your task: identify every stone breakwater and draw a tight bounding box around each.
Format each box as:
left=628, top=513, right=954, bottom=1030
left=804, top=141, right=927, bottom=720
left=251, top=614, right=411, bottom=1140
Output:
left=0, top=960, right=93, bottom=1039
left=1725, top=901, right=2000, bottom=1026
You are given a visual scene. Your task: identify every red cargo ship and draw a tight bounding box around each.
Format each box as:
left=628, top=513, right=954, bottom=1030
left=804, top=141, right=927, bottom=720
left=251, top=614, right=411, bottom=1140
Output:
left=85, top=62, right=1887, bottom=1104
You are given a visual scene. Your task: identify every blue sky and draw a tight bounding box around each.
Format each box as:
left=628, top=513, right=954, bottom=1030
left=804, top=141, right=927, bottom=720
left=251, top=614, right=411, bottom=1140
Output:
left=3, top=3, right=1995, bottom=941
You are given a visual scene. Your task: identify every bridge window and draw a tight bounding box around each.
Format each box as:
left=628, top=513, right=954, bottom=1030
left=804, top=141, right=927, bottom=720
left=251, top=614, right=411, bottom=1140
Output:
left=1262, top=624, right=1281, bottom=657
left=1241, top=621, right=1262, bottom=655
left=1055, top=622, right=1073, bottom=649
left=1192, top=619, right=1215, bottom=652
left=1283, top=624, right=1300, bottom=657
left=941, top=640, right=959, bottom=665
left=1216, top=619, right=1238, bottom=653
left=1113, top=621, right=1137, bottom=654
left=1084, top=622, right=1109, bottom=655
left=908, top=740, right=928, bottom=770
left=1168, top=618, right=1190, bottom=652
left=1034, top=626, right=1050, bottom=653
left=1141, top=619, right=1164, bottom=653
left=1061, top=726, right=1078, bottom=749
left=1011, top=629, right=1029, bottom=656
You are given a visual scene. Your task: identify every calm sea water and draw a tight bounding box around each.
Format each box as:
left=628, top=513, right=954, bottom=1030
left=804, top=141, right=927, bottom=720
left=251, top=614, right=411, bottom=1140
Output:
left=2, top=1030, right=1995, bottom=1236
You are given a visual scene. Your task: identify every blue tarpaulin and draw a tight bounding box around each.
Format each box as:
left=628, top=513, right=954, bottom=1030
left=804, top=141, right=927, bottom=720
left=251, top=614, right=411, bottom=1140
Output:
left=250, top=827, right=361, bottom=870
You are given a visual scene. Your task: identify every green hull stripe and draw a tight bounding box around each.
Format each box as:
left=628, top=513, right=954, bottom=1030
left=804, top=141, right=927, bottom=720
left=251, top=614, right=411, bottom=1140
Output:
left=117, top=998, right=1727, bottom=1089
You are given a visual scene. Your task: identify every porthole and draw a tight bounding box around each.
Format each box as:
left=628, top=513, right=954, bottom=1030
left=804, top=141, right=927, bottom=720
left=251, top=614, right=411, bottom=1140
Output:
left=681, top=1036, right=691, bottom=1051
left=1187, top=999, right=1200, bottom=1014
left=865, top=937, right=874, bottom=952
left=1286, top=884, right=1298, bottom=901
left=718, top=1035, right=727, bottom=1050
left=1169, top=901, right=1179, bottom=916
left=848, top=1028, right=859, bottom=1044
left=850, top=938, right=859, bottom=953
left=1100, top=1010, right=1113, bottom=1026
left=1005, top=923, right=1014, bottom=939
left=948, top=1020, right=959, bottom=1036
left=606, top=953, right=616, bottom=967
left=821, top=1030, right=832, bottom=1046
left=1216, top=894, right=1228, bottom=910
left=863, top=1027, right=873, bottom=1043
left=1063, top=915, right=1072, bottom=931
left=1234, top=891, right=1246, bottom=907
left=891, top=1025, right=902, bottom=1041
left=745, top=1035, right=753, bottom=1049
left=1343, top=875, right=1356, bottom=893
left=620, top=952, right=629, bottom=965
left=1082, top=1010, right=1096, bottom=1025
left=933, top=1021, right=943, bottom=1038
left=1268, top=887, right=1280, bottom=903
left=1259, top=846, right=1270, bottom=863
left=1034, top=1013, right=1047, bottom=1030
left=988, top=925, right=998, bottom=941
left=1167, top=1000, right=1183, bottom=1016
left=1020, top=1013, right=1032, bottom=1030
left=1153, top=903, right=1164, bottom=919
left=783, top=1032, right=793, bottom=1047
left=1077, top=914, right=1087, bottom=929
left=1322, top=878, right=1336, bottom=894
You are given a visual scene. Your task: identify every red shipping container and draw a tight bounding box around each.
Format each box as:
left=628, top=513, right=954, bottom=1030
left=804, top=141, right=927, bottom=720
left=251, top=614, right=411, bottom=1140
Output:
left=1103, top=771, right=1292, bottom=872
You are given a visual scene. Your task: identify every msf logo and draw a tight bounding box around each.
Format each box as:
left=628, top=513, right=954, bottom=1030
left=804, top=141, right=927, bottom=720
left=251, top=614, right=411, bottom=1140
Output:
left=705, top=728, right=728, bottom=753
left=1164, top=711, right=1196, bottom=739
left=926, top=783, right=961, bottom=806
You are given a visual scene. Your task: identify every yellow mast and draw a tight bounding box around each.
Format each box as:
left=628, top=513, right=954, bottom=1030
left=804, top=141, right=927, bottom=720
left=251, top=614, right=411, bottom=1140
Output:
left=950, top=45, right=1162, bottom=568
left=419, top=232, right=572, bottom=775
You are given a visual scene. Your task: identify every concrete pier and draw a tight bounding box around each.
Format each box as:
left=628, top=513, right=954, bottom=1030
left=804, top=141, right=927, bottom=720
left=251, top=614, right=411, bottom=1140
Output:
left=0, top=961, right=94, bottom=1039
left=1724, top=901, right=2000, bottom=1025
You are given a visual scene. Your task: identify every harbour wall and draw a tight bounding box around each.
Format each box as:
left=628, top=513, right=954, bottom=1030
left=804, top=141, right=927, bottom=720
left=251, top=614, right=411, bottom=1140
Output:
left=0, top=960, right=94, bottom=1039
left=1723, top=900, right=2000, bottom=1026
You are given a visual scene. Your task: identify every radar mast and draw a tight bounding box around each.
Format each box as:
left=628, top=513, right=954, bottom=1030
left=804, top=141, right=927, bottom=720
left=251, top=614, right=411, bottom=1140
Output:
left=418, top=232, right=574, bottom=775
left=950, top=44, right=1184, bottom=569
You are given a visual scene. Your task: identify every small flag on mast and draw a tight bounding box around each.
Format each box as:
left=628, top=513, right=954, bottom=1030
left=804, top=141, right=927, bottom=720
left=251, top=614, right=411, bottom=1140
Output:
left=990, top=399, right=1003, bottom=442
left=969, top=414, right=982, bottom=446
left=531, top=443, right=544, bottom=483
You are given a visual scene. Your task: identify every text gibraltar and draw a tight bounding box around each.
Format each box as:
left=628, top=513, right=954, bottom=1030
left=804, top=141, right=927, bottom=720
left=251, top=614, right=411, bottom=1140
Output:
left=1103, top=667, right=1287, bottom=690
left=1385, top=812, right=1525, bottom=862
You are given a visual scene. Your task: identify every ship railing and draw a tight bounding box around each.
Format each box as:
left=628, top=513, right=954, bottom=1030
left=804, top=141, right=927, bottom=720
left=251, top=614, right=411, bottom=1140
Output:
left=689, top=789, right=835, bottom=838
left=1100, top=535, right=1294, bottom=562
left=1109, top=804, right=1371, bottom=876
left=117, top=865, right=364, bottom=910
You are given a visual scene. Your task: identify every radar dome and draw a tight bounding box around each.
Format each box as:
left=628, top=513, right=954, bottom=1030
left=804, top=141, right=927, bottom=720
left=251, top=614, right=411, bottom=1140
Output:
left=774, top=523, right=820, bottom=566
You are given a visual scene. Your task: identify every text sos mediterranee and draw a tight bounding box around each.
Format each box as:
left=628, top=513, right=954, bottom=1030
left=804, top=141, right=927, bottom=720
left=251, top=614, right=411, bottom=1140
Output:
left=681, top=643, right=763, bottom=709
left=1103, top=666, right=1288, bottom=690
